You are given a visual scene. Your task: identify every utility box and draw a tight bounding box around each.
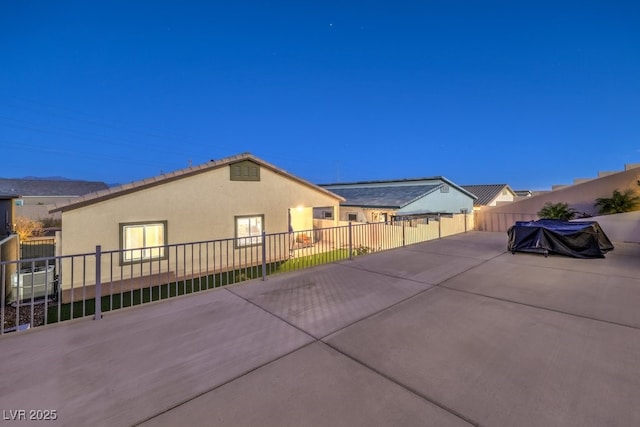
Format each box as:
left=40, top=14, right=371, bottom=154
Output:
left=9, top=265, right=57, bottom=304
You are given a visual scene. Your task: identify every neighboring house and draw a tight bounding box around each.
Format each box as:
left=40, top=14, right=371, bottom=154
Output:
left=49, top=153, right=344, bottom=290
left=317, top=177, right=476, bottom=223
left=0, top=178, right=109, bottom=221
left=461, top=184, right=517, bottom=210
left=514, top=189, right=533, bottom=198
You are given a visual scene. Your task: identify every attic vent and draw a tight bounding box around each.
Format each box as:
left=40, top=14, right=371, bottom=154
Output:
left=230, top=161, right=260, bottom=181
left=440, top=184, right=449, bottom=193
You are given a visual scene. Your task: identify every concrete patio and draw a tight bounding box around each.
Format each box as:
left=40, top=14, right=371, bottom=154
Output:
left=1, top=231, right=639, bottom=426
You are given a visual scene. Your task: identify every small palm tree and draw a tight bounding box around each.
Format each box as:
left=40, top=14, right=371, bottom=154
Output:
left=537, top=202, right=577, bottom=220
left=594, top=189, right=640, bottom=214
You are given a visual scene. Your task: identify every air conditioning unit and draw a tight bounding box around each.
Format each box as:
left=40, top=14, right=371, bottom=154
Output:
left=9, top=265, right=57, bottom=304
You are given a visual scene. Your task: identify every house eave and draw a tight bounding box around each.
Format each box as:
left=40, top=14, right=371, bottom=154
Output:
left=50, top=153, right=345, bottom=214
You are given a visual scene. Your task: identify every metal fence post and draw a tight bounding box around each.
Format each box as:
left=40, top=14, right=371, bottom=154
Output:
left=438, top=213, right=442, bottom=238
left=94, top=245, right=102, bottom=320
left=402, top=220, right=405, bottom=247
left=348, top=222, right=353, bottom=260
left=261, top=231, right=267, bottom=281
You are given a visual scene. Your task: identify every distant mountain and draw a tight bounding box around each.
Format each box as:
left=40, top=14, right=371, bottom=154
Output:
left=20, top=176, right=75, bottom=181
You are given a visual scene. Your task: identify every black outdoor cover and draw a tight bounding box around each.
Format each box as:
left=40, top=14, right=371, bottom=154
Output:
left=507, top=219, right=614, bottom=258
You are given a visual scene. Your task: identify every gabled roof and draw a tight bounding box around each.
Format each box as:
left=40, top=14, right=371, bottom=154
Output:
left=50, top=153, right=344, bottom=213
left=0, top=178, right=108, bottom=197
left=325, top=185, right=442, bottom=208
left=461, top=184, right=516, bottom=206
left=320, top=177, right=477, bottom=209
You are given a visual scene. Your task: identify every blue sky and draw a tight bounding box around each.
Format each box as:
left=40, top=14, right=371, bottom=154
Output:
left=1, top=1, right=639, bottom=190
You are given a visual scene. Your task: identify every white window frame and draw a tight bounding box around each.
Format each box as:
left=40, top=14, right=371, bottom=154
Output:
left=235, top=215, right=264, bottom=248
left=120, top=221, right=167, bottom=265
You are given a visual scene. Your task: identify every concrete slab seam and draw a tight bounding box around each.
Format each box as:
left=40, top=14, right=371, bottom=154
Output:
left=503, top=254, right=640, bottom=281
left=436, top=284, right=640, bottom=332
left=223, top=287, right=319, bottom=339
left=402, top=246, right=509, bottom=261
left=321, top=340, right=481, bottom=427
left=132, top=340, right=319, bottom=426
left=334, top=261, right=439, bottom=286
left=317, top=285, right=440, bottom=341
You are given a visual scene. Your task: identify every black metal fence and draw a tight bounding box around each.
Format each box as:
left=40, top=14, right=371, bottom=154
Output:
left=2, top=216, right=472, bottom=334
left=20, top=238, right=56, bottom=260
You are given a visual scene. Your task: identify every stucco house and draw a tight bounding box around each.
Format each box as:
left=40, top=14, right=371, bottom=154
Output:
left=316, top=177, right=476, bottom=223
left=0, top=178, right=109, bottom=222
left=461, top=184, right=517, bottom=211
left=49, top=153, right=344, bottom=291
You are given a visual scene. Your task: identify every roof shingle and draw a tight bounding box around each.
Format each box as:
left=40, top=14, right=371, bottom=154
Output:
left=0, top=178, right=109, bottom=197
left=326, top=185, right=441, bottom=208
left=461, top=184, right=512, bottom=206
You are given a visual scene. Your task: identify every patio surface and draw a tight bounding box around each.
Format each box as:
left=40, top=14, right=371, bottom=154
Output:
left=1, top=231, right=640, bottom=426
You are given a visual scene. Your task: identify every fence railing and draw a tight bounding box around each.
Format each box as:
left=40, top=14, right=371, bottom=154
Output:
left=1, top=216, right=471, bottom=335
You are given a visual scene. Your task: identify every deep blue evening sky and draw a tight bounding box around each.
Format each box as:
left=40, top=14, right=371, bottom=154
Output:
left=1, top=1, right=639, bottom=190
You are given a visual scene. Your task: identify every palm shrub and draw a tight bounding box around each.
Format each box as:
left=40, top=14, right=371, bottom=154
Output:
left=537, top=202, right=577, bottom=220
left=594, top=189, right=640, bottom=214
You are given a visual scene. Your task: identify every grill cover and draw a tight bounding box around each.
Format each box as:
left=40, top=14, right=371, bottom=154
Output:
left=507, top=219, right=614, bottom=258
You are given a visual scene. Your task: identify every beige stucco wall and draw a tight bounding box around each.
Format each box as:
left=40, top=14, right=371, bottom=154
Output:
left=490, top=191, right=515, bottom=206
left=579, top=211, right=640, bottom=243
left=313, top=213, right=473, bottom=251
left=476, top=167, right=640, bottom=232
left=57, top=165, right=341, bottom=290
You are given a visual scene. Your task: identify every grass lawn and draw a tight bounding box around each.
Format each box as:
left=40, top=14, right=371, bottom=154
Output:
left=47, top=248, right=352, bottom=323
left=275, top=248, right=351, bottom=272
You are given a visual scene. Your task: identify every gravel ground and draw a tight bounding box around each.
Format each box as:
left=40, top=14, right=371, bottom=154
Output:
left=2, top=300, right=50, bottom=332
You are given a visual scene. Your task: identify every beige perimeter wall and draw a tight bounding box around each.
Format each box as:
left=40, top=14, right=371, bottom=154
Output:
left=476, top=167, right=640, bottom=237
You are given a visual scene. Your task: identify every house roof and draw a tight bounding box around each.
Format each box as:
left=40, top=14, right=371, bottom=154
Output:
left=514, top=189, right=533, bottom=197
left=0, top=178, right=108, bottom=198
left=50, top=152, right=344, bottom=213
left=0, top=194, right=20, bottom=200
left=321, top=177, right=477, bottom=206
left=325, top=185, right=442, bottom=208
left=461, top=184, right=516, bottom=206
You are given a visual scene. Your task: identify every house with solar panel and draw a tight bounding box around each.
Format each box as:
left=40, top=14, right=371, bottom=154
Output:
left=316, top=177, right=476, bottom=223
left=460, top=184, right=517, bottom=211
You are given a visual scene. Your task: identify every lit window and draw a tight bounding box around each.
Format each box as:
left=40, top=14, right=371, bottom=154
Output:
left=120, top=221, right=167, bottom=264
left=235, top=215, right=263, bottom=247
